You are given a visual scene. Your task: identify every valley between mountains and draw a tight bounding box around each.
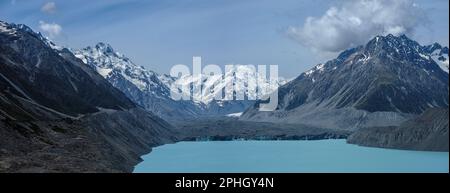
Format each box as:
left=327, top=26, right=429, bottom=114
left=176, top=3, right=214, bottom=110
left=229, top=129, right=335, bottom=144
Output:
left=0, top=20, right=448, bottom=172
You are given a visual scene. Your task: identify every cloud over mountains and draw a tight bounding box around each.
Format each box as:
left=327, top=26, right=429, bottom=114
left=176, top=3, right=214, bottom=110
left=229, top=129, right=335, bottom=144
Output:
left=39, top=21, right=62, bottom=38
left=287, top=0, right=427, bottom=53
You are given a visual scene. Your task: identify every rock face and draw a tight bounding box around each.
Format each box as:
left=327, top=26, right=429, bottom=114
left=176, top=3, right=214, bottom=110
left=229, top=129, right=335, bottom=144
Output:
left=423, top=43, right=449, bottom=73
left=347, top=108, right=449, bottom=152
left=241, top=34, right=449, bottom=130
left=0, top=21, right=175, bottom=172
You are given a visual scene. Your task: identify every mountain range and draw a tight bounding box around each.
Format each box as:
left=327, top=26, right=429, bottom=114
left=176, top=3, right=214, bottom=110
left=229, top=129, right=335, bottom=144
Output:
left=72, top=43, right=202, bottom=121
left=73, top=44, right=287, bottom=121
left=0, top=19, right=448, bottom=172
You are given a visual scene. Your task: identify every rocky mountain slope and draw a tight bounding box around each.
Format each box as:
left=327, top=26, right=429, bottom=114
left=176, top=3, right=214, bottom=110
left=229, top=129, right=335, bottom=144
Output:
left=347, top=108, right=449, bottom=151
left=0, top=21, right=175, bottom=172
left=241, top=34, right=449, bottom=130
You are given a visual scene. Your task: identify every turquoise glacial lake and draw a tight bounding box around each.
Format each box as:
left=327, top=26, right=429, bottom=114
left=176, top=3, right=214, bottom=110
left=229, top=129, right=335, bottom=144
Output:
left=134, top=140, right=449, bottom=173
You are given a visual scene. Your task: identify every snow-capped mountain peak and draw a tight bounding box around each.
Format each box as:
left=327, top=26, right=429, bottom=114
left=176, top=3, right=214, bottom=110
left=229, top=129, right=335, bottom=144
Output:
left=74, top=43, right=167, bottom=95
left=167, top=65, right=288, bottom=104
left=368, top=34, right=448, bottom=72
left=0, top=21, right=62, bottom=50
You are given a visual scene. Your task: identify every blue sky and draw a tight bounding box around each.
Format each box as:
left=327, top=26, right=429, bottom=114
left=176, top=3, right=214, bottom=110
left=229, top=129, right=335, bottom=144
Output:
left=0, top=0, right=448, bottom=78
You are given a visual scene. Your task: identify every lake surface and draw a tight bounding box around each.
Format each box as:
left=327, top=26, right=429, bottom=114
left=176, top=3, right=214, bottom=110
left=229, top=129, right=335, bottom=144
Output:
left=134, top=140, right=449, bottom=173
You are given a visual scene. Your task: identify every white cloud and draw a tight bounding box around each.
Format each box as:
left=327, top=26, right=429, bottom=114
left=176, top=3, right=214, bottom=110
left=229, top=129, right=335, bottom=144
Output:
left=41, top=2, right=57, bottom=14
left=39, top=21, right=62, bottom=38
left=287, top=0, right=427, bottom=53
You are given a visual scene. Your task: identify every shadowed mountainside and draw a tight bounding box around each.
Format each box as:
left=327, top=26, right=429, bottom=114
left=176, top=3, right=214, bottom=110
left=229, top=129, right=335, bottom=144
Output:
left=347, top=108, right=449, bottom=152
left=0, top=21, right=176, bottom=172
